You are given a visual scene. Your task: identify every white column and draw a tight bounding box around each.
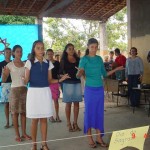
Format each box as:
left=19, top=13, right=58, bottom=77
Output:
left=35, top=17, right=43, bottom=41
left=99, top=21, right=108, bottom=57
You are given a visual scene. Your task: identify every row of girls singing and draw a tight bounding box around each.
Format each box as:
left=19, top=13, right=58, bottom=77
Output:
left=1, top=39, right=123, bottom=150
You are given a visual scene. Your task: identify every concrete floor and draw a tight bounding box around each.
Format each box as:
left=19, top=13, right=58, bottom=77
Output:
left=0, top=96, right=150, bottom=150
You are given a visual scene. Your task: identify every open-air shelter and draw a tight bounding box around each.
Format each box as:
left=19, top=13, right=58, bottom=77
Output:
left=0, top=0, right=150, bottom=82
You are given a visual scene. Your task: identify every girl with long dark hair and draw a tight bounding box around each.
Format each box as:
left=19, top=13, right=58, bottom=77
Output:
left=60, top=43, right=82, bottom=132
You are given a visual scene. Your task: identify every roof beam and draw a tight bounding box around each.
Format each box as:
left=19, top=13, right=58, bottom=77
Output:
left=100, top=0, right=125, bottom=20
left=38, top=0, right=54, bottom=15
left=26, top=0, right=37, bottom=14
left=80, top=0, right=103, bottom=17
left=71, top=0, right=89, bottom=15
left=39, top=0, right=74, bottom=17
left=90, top=0, right=114, bottom=19
left=1, top=0, right=9, bottom=8
left=16, top=0, right=24, bottom=9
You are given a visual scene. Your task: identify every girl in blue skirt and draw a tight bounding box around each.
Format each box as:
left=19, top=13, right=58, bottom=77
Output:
left=77, top=38, right=123, bottom=148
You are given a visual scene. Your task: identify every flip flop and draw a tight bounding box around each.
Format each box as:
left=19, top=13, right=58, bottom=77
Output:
left=15, top=137, right=22, bottom=142
left=89, top=143, right=97, bottom=148
left=4, top=125, right=10, bottom=129
left=96, top=141, right=108, bottom=147
left=21, top=135, right=32, bottom=140
left=49, top=117, right=56, bottom=123
left=56, top=117, right=62, bottom=123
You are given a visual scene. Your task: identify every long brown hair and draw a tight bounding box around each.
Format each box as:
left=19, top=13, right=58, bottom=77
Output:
left=30, top=40, right=44, bottom=63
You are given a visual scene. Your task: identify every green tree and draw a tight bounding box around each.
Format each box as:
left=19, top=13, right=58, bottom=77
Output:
left=107, top=7, right=127, bottom=51
left=44, top=7, right=127, bottom=52
left=0, top=15, right=35, bottom=24
left=44, top=18, right=100, bottom=51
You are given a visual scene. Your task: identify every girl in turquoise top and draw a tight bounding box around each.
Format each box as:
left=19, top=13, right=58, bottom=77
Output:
left=77, top=38, right=123, bottom=148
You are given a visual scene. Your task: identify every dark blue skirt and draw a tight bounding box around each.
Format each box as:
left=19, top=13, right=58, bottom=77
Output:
left=84, top=86, right=104, bottom=136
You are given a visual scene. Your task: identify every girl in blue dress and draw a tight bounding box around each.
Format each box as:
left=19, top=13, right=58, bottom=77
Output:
left=77, top=38, right=123, bottom=148
left=24, top=40, right=69, bottom=150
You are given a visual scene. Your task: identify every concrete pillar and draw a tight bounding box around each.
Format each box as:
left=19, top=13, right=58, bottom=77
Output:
left=127, top=0, right=150, bottom=83
left=99, top=21, right=108, bottom=58
left=35, top=17, right=43, bottom=41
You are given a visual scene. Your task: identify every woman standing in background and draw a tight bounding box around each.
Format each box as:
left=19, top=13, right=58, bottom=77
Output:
left=125, top=47, right=144, bottom=107
left=0, top=48, right=13, bottom=128
left=46, top=49, right=61, bottom=122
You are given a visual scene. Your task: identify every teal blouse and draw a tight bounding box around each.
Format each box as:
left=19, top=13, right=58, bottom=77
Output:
left=79, top=55, right=107, bottom=87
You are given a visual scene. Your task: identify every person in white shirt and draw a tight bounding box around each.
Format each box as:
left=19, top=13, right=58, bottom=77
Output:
left=2, top=45, right=31, bottom=142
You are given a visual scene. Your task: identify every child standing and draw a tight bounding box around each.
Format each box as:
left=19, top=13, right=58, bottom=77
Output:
left=2, top=45, right=31, bottom=142
left=59, top=43, right=82, bottom=132
left=77, top=38, right=123, bottom=148
left=24, top=40, right=69, bottom=150
left=46, top=49, right=61, bottom=122
left=0, top=48, right=13, bottom=128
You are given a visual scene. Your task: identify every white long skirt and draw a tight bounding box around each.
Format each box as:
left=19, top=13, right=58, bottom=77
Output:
left=26, top=87, right=53, bottom=118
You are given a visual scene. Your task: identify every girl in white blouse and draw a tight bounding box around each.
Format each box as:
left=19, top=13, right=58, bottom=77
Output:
left=2, top=45, right=31, bottom=142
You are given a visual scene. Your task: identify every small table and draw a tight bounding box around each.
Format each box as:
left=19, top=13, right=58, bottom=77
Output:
left=132, top=87, right=150, bottom=116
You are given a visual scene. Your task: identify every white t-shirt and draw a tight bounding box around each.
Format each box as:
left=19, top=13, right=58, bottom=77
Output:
left=7, top=61, right=26, bottom=87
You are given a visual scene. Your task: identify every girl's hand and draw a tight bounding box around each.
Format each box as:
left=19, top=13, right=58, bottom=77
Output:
left=0, top=51, right=4, bottom=55
left=115, top=66, right=124, bottom=71
left=139, top=75, right=143, bottom=82
left=2, top=66, right=7, bottom=76
left=59, top=74, right=70, bottom=82
left=22, top=76, right=25, bottom=81
left=75, top=67, right=84, bottom=77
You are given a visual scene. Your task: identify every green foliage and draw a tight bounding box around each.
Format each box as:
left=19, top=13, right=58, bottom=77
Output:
left=0, top=15, right=35, bottom=24
left=44, top=7, right=127, bottom=52
left=107, top=7, right=127, bottom=51
left=44, top=18, right=100, bottom=51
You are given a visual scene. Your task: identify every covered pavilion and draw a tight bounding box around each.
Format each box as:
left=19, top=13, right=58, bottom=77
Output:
left=0, top=0, right=150, bottom=82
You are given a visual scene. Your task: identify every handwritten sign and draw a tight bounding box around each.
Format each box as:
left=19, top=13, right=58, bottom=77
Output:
left=109, top=126, right=149, bottom=150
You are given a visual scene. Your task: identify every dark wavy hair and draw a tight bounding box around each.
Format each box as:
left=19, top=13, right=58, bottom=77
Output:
left=130, top=47, right=138, bottom=55
left=85, top=38, right=98, bottom=56
left=46, top=49, right=53, bottom=54
left=12, top=45, right=22, bottom=58
left=114, top=48, right=121, bottom=55
left=30, top=40, right=44, bottom=63
left=60, top=43, right=79, bottom=73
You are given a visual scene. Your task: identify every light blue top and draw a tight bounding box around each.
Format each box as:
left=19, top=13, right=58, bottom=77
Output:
left=79, top=55, right=107, bottom=87
left=125, top=56, right=144, bottom=78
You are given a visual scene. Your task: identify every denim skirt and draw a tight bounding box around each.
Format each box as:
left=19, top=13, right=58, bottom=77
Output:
left=63, top=83, right=82, bottom=103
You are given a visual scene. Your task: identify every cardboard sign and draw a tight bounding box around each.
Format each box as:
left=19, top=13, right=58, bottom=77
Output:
left=109, top=126, right=149, bottom=150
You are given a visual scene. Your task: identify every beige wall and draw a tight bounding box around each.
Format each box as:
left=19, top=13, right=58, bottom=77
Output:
left=128, top=35, right=150, bottom=83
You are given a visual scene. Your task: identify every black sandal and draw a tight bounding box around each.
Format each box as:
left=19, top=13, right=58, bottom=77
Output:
left=72, top=122, right=81, bottom=131
left=96, top=141, right=108, bottom=147
left=89, top=143, right=97, bottom=148
left=40, top=144, right=49, bottom=150
left=67, top=123, right=74, bottom=132
left=56, top=117, right=62, bottom=123
left=31, top=144, right=37, bottom=150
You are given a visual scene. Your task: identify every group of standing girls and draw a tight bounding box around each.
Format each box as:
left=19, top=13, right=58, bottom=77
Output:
left=1, top=38, right=123, bottom=150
